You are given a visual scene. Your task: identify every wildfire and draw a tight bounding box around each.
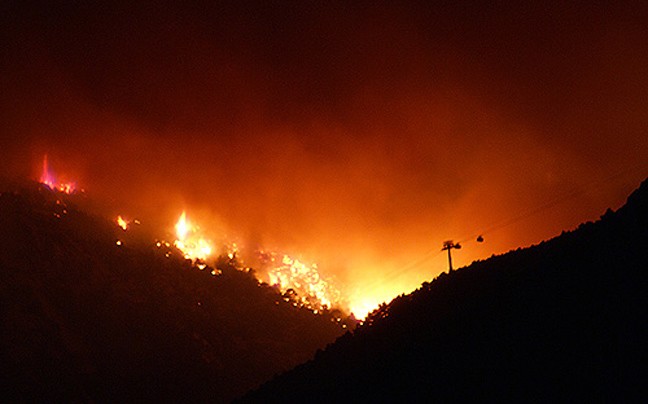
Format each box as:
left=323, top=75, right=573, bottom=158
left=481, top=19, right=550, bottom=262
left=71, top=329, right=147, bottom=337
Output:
left=39, top=155, right=76, bottom=194
left=260, top=251, right=341, bottom=311
left=173, top=211, right=213, bottom=261
left=154, top=209, right=347, bottom=315
left=33, top=152, right=356, bottom=319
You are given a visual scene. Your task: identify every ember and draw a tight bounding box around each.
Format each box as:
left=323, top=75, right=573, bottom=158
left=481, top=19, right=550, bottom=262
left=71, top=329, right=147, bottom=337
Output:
left=116, top=216, right=129, bottom=230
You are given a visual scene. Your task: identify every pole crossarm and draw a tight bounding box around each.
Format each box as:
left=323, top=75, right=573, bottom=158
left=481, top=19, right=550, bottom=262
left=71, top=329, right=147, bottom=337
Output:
left=441, top=240, right=462, bottom=272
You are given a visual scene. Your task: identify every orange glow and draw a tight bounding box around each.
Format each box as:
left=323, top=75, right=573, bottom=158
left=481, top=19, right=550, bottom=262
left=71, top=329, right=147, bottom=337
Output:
left=3, top=0, right=647, bottom=334
left=39, top=155, right=76, bottom=194
left=173, top=211, right=213, bottom=261
left=348, top=298, right=378, bottom=320
left=116, top=215, right=129, bottom=230
left=346, top=283, right=409, bottom=320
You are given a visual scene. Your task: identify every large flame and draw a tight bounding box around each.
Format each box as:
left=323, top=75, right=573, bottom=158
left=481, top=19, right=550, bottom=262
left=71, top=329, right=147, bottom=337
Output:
left=173, top=211, right=213, bottom=261
left=39, top=155, right=76, bottom=194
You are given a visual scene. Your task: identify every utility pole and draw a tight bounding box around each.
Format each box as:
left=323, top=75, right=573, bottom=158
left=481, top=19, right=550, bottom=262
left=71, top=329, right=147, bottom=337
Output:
left=442, top=240, right=461, bottom=272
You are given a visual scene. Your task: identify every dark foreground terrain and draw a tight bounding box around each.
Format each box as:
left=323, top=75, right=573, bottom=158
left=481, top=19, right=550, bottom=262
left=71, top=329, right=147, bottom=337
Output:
left=245, top=179, right=647, bottom=402
left=0, top=180, right=351, bottom=402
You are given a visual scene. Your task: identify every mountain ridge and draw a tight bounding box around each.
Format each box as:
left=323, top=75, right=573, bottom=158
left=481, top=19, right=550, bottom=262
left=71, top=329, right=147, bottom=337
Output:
left=243, top=178, right=648, bottom=402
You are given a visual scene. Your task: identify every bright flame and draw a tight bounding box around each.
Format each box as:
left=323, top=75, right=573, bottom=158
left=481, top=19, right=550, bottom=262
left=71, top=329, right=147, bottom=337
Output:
left=260, top=251, right=341, bottom=311
left=173, top=211, right=213, bottom=261
left=39, top=155, right=76, bottom=194
left=116, top=215, right=129, bottom=230
left=167, top=213, right=348, bottom=316
left=175, top=211, right=189, bottom=240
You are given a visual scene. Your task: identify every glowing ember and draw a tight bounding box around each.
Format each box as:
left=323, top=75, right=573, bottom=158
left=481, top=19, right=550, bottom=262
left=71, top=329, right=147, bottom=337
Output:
left=39, top=155, right=76, bottom=194
left=173, top=211, right=213, bottom=261
left=227, top=243, right=239, bottom=260
left=116, top=215, right=129, bottom=230
left=260, top=251, right=341, bottom=311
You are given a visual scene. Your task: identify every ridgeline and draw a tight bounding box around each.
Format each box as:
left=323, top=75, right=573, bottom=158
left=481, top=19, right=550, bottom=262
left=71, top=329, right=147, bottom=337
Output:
left=244, top=178, right=648, bottom=402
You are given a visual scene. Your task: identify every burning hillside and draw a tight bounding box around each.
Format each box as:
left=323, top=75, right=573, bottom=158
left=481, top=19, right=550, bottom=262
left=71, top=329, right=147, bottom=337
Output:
left=2, top=0, right=647, bottom=352
left=3, top=2, right=648, bottom=400
left=35, top=156, right=348, bottom=316
left=0, top=179, right=355, bottom=402
left=162, top=211, right=344, bottom=314
left=258, top=251, right=341, bottom=312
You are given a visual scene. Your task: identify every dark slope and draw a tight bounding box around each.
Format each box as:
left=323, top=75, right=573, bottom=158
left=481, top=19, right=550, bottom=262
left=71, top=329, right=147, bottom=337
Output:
left=0, top=181, right=351, bottom=402
left=245, top=179, right=648, bottom=402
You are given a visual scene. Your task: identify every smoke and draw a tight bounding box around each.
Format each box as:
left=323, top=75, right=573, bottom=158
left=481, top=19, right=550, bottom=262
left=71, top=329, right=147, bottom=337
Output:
left=2, top=1, right=647, bottom=313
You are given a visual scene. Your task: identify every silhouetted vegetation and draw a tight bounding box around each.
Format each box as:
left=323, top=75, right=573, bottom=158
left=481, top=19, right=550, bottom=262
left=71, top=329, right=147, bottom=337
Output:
left=0, top=180, right=353, bottom=402
left=244, top=178, right=648, bottom=402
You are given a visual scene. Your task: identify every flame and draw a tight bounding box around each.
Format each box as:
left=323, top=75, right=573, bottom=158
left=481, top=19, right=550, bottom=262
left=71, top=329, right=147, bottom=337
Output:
left=165, top=211, right=346, bottom=315
left=175, top=211, right=187, bottom=239
left=40, top=155, right=55, bottom=188
left=39, top=155, right=76, bottom=194
left=173, top=211, right=213, bottom=260
left=116, top=215, right=129, bottom=230
left=260, top=251, right=341, bottom=311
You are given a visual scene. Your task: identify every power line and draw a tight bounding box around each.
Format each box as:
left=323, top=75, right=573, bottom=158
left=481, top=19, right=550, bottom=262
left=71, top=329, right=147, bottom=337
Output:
left=457, top=161, right=648, bottom=245
left=366, top=163, right=648, bottom=288
left=360, top=248, right=442, bottom=293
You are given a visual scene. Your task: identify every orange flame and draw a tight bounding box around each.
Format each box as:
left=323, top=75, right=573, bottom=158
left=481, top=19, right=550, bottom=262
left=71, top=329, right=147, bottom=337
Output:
left=40, top=155, right=55, bottom=188
left=260, top=251, right=341, bottom=311
left=173, top=211, right=213, bottom=261
left=116, top=215, right=129, bottom=230
left=39, top=155, right=76, bottom=194
left=166, top=212, right=344, bottom=314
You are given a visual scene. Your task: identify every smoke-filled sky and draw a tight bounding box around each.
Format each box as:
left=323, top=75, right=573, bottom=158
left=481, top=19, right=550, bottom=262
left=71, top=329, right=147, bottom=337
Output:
left=2, top=1, right=647, bottom=315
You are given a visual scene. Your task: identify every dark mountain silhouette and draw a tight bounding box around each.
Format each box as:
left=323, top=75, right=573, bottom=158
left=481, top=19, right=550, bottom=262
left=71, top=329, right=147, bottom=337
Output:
left=0, top=179, right=353, bottom=402
left=244, top=178, right=648, bottom=402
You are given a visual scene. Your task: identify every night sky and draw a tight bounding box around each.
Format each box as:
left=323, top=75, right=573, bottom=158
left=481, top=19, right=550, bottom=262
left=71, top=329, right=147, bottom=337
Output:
left=2, top=1, right=647, bottom=314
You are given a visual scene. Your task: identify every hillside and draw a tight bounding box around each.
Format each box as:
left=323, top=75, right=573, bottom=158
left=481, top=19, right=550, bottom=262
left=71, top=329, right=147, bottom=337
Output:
left=0, top=180, right=352, bottom=402
left=244, top=178, right=648, bottom=402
